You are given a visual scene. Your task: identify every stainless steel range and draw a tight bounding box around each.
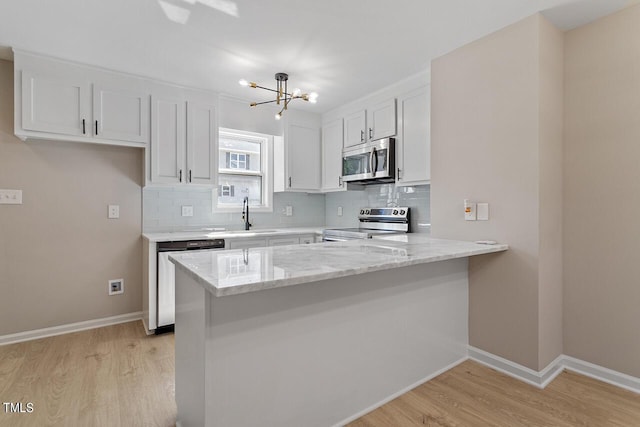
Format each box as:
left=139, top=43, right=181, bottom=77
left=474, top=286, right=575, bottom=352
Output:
left=322, top=207, right=410, bottom=241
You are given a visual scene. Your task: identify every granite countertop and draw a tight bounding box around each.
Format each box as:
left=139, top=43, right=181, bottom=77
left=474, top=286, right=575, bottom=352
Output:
left=169, top=234, right=508, bottom=297
left=143, top=227, right=324, bottom=242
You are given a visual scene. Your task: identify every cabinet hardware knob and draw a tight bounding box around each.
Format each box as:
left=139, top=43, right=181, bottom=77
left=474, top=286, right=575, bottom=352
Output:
left=397, top=167, right=401, bottom=180
left=179, top=169, right=183, bottom=182
left=189, top=170, right=192, bottom=183
left=360, top=130, right=364, bottom=143
left=95, top=120, right=99, bottom=136
left=289, top=176, right=292, bottom=187
left=369, top=128, right=373, bottom=139
left=82, top=119, right=86, bottom=135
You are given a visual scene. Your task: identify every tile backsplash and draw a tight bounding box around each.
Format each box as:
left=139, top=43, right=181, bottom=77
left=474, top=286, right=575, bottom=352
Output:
left=143, top=184, right=430, bottom=234
left=325, top=184, right=431, bottom=233
left=143, top=187, right=326, bottom=233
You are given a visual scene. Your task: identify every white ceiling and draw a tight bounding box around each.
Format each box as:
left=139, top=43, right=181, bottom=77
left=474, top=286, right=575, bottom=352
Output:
left=0, top=0, right=636, bottom=113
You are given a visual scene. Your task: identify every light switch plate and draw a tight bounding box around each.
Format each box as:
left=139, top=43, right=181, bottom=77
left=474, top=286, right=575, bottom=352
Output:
left=182, top=205, right=194, bottom=217
left=108, top=205, right=119, bottom=219
left=0, top=189, right=22, bottom=205
left=477, top=203, right=489, bottom=221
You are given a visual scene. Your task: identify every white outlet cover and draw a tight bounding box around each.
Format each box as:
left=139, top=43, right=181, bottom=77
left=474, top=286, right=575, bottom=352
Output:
left=108, top=204, right=120, bottom=219
left=286, top=205, right=293, bottom=216
left=0, top=189, right=22, bottom=205
left=182, top=205, right=194, bottom=217
left=337, top=206, right=343, bottom=216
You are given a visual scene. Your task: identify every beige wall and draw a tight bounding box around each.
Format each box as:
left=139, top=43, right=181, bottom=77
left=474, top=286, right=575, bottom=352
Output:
left=0, top=59, right=143, bottom=335
left=563, top=5, right=640, bottom=378
left=431, top=14, right=564, bottom=370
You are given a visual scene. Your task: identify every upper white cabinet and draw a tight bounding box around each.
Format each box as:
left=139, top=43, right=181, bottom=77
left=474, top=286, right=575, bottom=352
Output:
left=275, top=111, right=321, bottom=193
left=149, top=88, right=217, bottom=186
left=21, top=70, right=90, bottom=136
left=342, top=97, right=396, bottom=148
left=321, top=118, right=345, bottom=191
left=367, top=98, right=396, bottom=141
left=343, top=110, right=366, bottom=148
left=15, top=51, right=150, bottom=147
left=396, top=86, right=430, bottom=186
left=93, top=84, right=149, bottom=143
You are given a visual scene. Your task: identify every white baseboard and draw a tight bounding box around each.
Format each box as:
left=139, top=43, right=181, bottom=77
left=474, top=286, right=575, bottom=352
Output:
left=468, top=346, right=564, bottom=389
left=469, top=346, right=640, bottom=394
left=334, top=356, right=468, bottom=427
left=0, top=312, right=143, bottom=346
left=141, top=317, right=154, bottom=336
left=562, top=355, right=640, bottom=395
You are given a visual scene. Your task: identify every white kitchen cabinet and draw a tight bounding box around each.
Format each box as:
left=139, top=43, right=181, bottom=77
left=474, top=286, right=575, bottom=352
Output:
left=93, top=84, right=149, bottom=144
left=14, top=51, right=150, bottom=147
left=275, top=112, right=322, bottom=193
left=342, top=97, right=396, bottom=148
left=21, top=70, right=90, bottom=137
left=267, top=237, right=300, bottom=246
left=149, top=93, right=217, bottom=186
left=367, top=98, right=396, bottom=141
left=343, top=110, right=366, bottom=148
left=299, top=235, right=315, bottom=244
left=226, top=238, right=267, bottom=249
left=321, top=118, right=345, bottom=192
left=186, top=102, right=217, bottom=185
left=396, top=86, right=430, bottom=186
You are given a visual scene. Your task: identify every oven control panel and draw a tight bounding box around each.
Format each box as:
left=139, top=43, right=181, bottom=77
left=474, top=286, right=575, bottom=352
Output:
left=359, top=207, right=409, bottom=220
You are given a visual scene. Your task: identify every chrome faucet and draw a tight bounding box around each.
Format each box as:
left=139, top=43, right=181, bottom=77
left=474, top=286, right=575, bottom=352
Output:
left=242, top=196, right=252, bottom=230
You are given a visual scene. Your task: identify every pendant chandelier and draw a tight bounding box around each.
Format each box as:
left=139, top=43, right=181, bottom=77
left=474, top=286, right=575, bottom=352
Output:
left=239, top=73, right=318, bottom=120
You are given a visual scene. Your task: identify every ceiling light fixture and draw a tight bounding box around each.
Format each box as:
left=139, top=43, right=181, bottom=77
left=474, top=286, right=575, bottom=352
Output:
left=239, top=73, right=318, bottom=120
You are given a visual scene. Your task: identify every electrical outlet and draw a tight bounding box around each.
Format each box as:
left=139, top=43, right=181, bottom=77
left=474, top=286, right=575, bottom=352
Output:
left=337, top=206, right=343, bottom=216
left=0, top=189, right=23, bottom=205
left=108, top=279, right=124, bottom=295
left=182, top=205, right=194, bottom=217
left=285, top=205, right=293, bottom=216
left=108, top=205, right=119, bottom=219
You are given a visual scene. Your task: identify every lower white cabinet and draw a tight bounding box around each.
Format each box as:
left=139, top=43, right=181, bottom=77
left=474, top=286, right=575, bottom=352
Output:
left=226, top=238, right=268, bottom=249
left=397, top=86, right=430, bottom=186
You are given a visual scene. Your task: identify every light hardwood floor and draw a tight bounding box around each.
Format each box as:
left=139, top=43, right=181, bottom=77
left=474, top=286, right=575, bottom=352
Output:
left=349, top=360, right=640, bottom=427
left=0, top=321, right=175, bottom=427
left=2, top=322, right=639, bottom=426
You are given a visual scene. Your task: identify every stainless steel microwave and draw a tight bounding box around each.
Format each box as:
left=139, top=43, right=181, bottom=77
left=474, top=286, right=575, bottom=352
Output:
left=342, top=138, right=395, bottom=184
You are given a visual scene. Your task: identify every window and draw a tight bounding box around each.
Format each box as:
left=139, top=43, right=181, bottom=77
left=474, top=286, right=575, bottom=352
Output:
left=216, top=128, right=273, bottom=212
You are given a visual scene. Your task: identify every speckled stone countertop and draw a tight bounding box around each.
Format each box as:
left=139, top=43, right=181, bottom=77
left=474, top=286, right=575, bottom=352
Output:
left=143, top=227, right=323, bottom=242
left=169, top=234, right=508, bottom=297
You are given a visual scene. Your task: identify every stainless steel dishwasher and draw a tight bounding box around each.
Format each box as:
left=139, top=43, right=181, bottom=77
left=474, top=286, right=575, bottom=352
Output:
left=156, top=239, right=225, bottom=334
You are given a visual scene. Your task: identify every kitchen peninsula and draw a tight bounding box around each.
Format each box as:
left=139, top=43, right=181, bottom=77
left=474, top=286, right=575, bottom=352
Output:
left=170, top=235, right=507, bottom=427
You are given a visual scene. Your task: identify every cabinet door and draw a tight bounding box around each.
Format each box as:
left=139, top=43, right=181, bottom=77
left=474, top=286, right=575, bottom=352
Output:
left=186, top=102, right=217, bottom=185
left=322, top=119, right=345, bottom=191
left=367, top=98, right=396, bottom=141
left=226, top=238, right=267, bottom=249
left=287, top=123, right=321, bottom=191
left=150, top=95, right=186, bottom=184
left=397, top=87, right=430, bottom=186
left=21, top=70, right=90, bottom=136
left=343, top=110, right=366, bottom=148
left=267, top=237, right=300, bottom=246
left=93, top=84, right=150, bottom=144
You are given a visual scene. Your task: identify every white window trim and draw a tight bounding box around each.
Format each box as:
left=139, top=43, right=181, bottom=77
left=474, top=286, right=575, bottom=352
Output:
left=215, top=128, right=273, bottom=213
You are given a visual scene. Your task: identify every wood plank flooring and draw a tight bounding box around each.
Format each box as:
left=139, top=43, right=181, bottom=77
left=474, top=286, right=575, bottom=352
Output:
left=1, top=321, right=639, bottom=426
left=348, top=360, right=640, bottom=427
left=0, top=321, right=175, bottom=427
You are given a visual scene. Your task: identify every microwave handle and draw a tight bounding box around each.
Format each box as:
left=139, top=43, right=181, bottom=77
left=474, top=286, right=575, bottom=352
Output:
left=372, top=147, right=378, bottom=174
left=369, top=148, right=375, bottom=174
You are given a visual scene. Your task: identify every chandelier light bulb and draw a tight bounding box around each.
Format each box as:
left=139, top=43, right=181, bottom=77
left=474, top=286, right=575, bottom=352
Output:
left=292, top=88, right=302, bottom=97
left=275, top=112, right=282, bottom=120
left=239, top=79, right=249, bottom=86
left=308, top=92, right=318, bottom=103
